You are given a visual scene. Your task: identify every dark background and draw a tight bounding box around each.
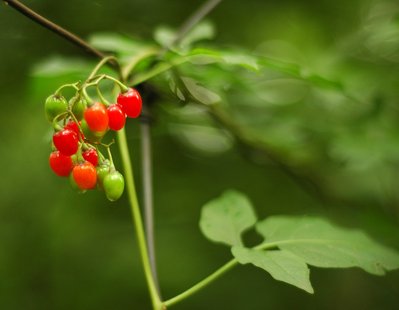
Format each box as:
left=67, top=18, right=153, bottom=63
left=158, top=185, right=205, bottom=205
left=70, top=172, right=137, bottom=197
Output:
left=1, top=0, right=399, bottom=309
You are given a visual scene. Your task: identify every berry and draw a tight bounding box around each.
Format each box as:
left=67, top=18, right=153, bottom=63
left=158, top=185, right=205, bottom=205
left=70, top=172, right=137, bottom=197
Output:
left=72, top=161, right=97, bottom=190
left=103, top=170, right=125, bottom=201
left=69, top=173, right=86, bottom=193
left=53, top=129, right=79, bottom=156
left=84, top=102, right=109, bottom=132
left=96, top=163, right=111, bottom=189
left=80, top=119, right=106, bottom=143
left=117, top=88, right=142, bottom=118
left=45, top=94, right=68, bottom=122
left=107, top=104, right=126, bottom=131
left=71, top=96, right=87, bottom=120
left=65, top=120, right=84, bottom=139
left=82, top=148, right=99, bottom=166
left=49, top=151, right=73, bottom=177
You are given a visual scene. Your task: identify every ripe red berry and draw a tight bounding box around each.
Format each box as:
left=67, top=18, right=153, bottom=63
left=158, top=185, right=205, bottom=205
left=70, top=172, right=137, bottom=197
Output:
left=84, top=102, right=109, bottom=132
left=107, top=104, right=126, bottom=131
left=65, top=120, right=84, bottom=139
left=53, top=129, right=79, bottom=156
left=82, top=148, right=99, bottom=166
left=117, top=88, right=142, bottom=118
left=49, top=151, right=73, bottom=177
left=72, top=161, right=97, bottom=190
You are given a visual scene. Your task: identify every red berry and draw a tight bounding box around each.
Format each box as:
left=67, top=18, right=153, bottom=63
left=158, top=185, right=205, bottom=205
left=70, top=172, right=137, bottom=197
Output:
left=72, top=161, right=97, bottom=190
left=65, top=120, right=84, bottom=139
left=82, top=148, right=99, bottom=166
left=53, top=129, right=79, bottom=156
left=84, top=102, right=109, bottom=132
left=107, top=104, right=126, bottom=131
left=49, top=151, right=73, bottom=177
left=117, top=88, right=142, bottom=118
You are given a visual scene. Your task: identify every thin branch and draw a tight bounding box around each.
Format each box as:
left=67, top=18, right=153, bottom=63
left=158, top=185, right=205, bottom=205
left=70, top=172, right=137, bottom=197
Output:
left=2, top=0, right=119, bottom=70
left=139, top=0, right=225, bottom=298
left=140, top=105, right=162, bottom=297
left=172, top=0, right=223, bottom=46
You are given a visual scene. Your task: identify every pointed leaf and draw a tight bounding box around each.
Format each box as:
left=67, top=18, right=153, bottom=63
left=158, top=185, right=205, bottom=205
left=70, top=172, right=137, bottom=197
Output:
left=181, top=77, right=221, bottom=105
left=200, top=191, right=257, bottom=246
left=256, top=216, right=399, bottom=275
left=232, top=246, right=314, bottom=293
left=180, top=21, right=215, bottom=49
left=88, top=32, right=150, bottom=55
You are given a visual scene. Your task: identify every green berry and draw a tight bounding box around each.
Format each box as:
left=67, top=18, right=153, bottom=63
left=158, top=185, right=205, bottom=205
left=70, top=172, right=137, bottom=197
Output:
left=103, top=170, right=125, bottom=201
left=71, top=96, right=87, bottom=120
left=96, top=163, right=111, bottom=190
left=45, top=94, right=68, bottom=122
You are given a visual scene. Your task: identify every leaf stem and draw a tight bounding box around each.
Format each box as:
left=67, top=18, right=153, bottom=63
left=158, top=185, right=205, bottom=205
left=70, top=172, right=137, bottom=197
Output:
left=116, top=128, right=163, bottom=310
left=163, top=259, right=237, bottom=308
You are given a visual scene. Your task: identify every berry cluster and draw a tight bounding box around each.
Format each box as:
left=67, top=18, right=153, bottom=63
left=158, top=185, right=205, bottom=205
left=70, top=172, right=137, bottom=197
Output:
left=45, top=79, right=142, bottom=202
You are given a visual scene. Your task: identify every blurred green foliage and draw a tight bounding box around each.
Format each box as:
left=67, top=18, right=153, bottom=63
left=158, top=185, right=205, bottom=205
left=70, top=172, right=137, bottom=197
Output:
left=1, top=0, right=399, bottom=309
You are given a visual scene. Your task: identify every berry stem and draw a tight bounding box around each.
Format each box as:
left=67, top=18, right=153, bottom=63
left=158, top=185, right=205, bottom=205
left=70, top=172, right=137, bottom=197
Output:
left=87, top=55, right=119, bottom=80
left=96, top=86, right=111, bottom=106
left=103, top=75, right=129, bottom=92
left=116, top=128, right=163, bottom=310
left=105, top=145, right=115, bottom=168
left=54, top=83, right=79, bottom=95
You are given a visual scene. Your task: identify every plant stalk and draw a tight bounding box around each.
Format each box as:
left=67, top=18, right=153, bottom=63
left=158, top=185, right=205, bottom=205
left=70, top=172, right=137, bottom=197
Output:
left=117, top=128, right=163, bottom=310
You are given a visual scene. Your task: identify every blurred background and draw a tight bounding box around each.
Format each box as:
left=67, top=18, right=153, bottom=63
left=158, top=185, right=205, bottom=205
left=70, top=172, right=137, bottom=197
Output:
left=1, top=0, right=399, bottom=309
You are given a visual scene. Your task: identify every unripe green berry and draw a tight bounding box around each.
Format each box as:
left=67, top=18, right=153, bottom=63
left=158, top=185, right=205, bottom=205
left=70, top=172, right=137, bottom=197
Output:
left=103, top=170, right=125, bottom=201
left=96, top=163, right=111, bottom=190
left=71, top=96, right=87, bottom=120
left=45, top=94, right=68, bottom=122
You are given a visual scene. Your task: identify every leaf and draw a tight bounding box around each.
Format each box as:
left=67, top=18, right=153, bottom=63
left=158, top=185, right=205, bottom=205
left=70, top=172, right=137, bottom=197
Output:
left=154, top=21, right=215, bottom=50
left=232, top=246, right=314, bottom=293
left=187, top=48, right=260, bottom=71
left=181, top=77, right=221, bottom=105
left=169, top=123, right=233, bottom=155
left=200, top=191, right=257, bottom=246
left=31, top=57, right=92, bottom=77
left=88, top=32, right=150, bottom=55
left=254, top=78, right=310, bottom=105
left=221, top=53, right=260, bottom=71
left=256, top=216, right=399, bottom=275
left=180, top=21, right=215, bottom=49
left=154, top=26, right=175, bottom=48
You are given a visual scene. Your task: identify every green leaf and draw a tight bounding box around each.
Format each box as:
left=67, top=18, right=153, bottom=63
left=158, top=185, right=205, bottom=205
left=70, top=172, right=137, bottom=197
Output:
left=154, top=26, right=175, bottom=48
left=254, top=78, right=310, bottom=105
left=256, top=216, right=399, bottom=275
left=179, top=21, right=215, bottom=49
left=181, top=77, right=221, bottom=105
left=232, top=246, right=314, bottom=293
left=88, top=32, right=150, bottom=55
left=187, top=48, right=260, bottom=71
left=154, top=21, right=214, bottom=50
left=200, top=191, right=257, bottom=246
left=221, top=52, right=260, bottom=71
left=31, top=57, right=92, bottom=77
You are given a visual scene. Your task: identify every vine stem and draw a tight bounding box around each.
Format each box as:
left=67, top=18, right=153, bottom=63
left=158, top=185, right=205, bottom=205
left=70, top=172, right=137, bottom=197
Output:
left=140, top=106, right=161, bottom=297
left=117, top=127, right=163, bottom=310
